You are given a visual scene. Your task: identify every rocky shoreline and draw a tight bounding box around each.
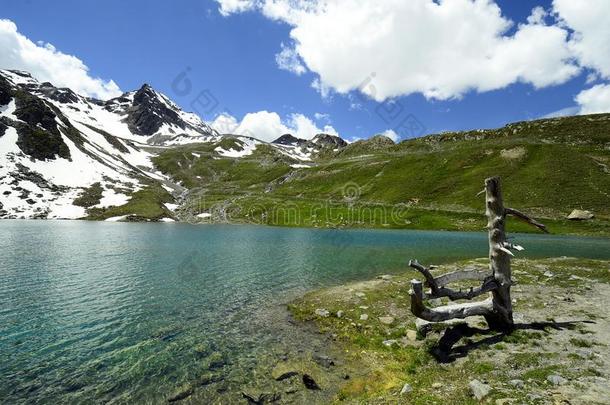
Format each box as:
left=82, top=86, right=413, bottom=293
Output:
left=280, top=257, right=610, bottom=404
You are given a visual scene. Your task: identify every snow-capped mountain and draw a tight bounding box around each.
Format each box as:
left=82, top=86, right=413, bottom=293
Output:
left=0, top=69, right=349, bottom=221
left=0, top=69, right=219, bottom=220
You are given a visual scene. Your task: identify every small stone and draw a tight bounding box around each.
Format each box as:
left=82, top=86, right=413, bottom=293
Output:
left=312, top=354, right=335, bottom=368
left=431, top=382, right=442, bottom=388
left=378, top=274, right=393, bottom=280
left=383, top=339, right=398, bottom=347
left=359, top=306, right=369, bottom=310
left=543, top=271, right=554, bottom=278
left=355, top=292, right=366, bottom=298
left=547, top=374, right=567, bottom=386
left=379, top=316, right=395, bottom=325
left=406, top=330, right=418, bottom=341
left=469, top=379, right=491, bottom=400
left=508, top=379, right=524, bottom=388
left=336, top=310, right=344, bottom=318
left=360, top=314, right=368, bottom=321
left=526, top=393, right=543, bottom=401
left=315, top=308, right=330, bottom=317
left=400, top=383, right=412, bottom=395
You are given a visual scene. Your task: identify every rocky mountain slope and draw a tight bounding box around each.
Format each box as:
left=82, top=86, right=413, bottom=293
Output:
left=1, top=69, right=609, bottom=235
left=0, top=69, right=349, bottom=221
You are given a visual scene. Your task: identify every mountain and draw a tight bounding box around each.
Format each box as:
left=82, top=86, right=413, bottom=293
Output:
left=154, top=113, right=610, bottom=235
left=272, top=134, right=307, bottom=146
left=1, top=69, right=609, bottom=236
left=0, top=69, right=348, bottom=221
left=0, top=69, right=219, bottom=220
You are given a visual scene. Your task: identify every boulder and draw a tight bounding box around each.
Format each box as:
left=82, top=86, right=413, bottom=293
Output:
left=567, top=209, right=594, bottom=220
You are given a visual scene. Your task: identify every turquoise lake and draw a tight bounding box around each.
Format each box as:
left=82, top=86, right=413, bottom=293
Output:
left=1, top=220, right=609, bottom=403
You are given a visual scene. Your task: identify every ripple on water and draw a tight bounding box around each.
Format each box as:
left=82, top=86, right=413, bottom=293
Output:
left=1, top=221, right=609, bottom=403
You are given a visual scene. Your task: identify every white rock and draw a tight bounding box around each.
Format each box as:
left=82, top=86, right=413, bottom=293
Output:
left=400, top=383, right=412, bottom=395
left=315, top=308, right=330, bottom=317
left=469, top=379, right=491, bottom=400
left=547, top=374, right=567, bottom=386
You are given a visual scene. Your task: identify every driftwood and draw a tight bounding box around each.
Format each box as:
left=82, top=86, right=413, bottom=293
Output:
left=409, top=177, right=548, bottom=332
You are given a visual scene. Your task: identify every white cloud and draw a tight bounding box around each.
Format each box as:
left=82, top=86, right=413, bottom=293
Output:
left=314, top=112, right=330, bottom=123
left=380, top=129, right=399, bottom=142
left=553, top=0, right=610, bottom=79
left=275, top=42, right=306, bottom=75
left=210, top=113, right=240, bottom=134
left=217, top=0, right=580, bottom=101
left=210, top=110, right=338, bottom=141
left=216, top=0, right=255, bottom=16
left=575, top=84, right=610, bottom=114
left=0, top=19, right=121, bottom=99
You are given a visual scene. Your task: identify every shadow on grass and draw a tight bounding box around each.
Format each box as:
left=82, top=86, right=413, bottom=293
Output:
left=430, top=320, right=594, bottom=363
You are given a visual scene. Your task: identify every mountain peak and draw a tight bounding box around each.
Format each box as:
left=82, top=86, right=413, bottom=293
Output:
left=311, top=133, right=347, bottom=148
left=272, top=134, right=307, bottom=146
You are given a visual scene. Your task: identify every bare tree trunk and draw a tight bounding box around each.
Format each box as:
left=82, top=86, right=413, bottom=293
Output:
left=408, top=176, right=547, bottom=333
left=483, top=177, right=513, bottom=332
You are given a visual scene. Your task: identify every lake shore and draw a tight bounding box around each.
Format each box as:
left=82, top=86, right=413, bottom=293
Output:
left=282, top=257, right=610, bottom=404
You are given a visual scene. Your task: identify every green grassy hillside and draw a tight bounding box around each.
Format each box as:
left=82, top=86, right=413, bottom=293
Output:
left=152, top=114, right=610, bottom=235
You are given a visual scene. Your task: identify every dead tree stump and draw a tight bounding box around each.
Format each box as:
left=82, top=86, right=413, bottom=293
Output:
left=409, top=176, right=548, bottom=333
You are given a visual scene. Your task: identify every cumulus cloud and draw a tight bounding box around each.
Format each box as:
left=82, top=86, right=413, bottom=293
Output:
left=0, top=19, right=121, bottom=99
left=575, top=84, right=610, bottom=114
left=210, top=110, right=338, bottom=141
left=275, top=42, right=306, bottom=75
left=553, top=0, right=610, bottom=79
left=216, top=0, right=581, bottom=101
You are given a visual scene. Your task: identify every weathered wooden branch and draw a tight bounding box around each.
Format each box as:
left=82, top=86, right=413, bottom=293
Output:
left=505, top=207, right=549, bottom=233
left=408, top=176, right=548, bottom=333
left=410, top=280, right=495, bottom=322
left=408, top=260, right=497, bottom=301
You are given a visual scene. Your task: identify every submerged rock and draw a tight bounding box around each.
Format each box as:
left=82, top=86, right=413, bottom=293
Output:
left=271, top=363, right=299, bottom=381
left=242, top=388, right=280, bottom=404
left=167, top=384, right=193, bottom=402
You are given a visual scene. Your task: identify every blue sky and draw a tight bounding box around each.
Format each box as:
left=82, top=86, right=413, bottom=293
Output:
left=1, top=0, right=609, bottom=142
